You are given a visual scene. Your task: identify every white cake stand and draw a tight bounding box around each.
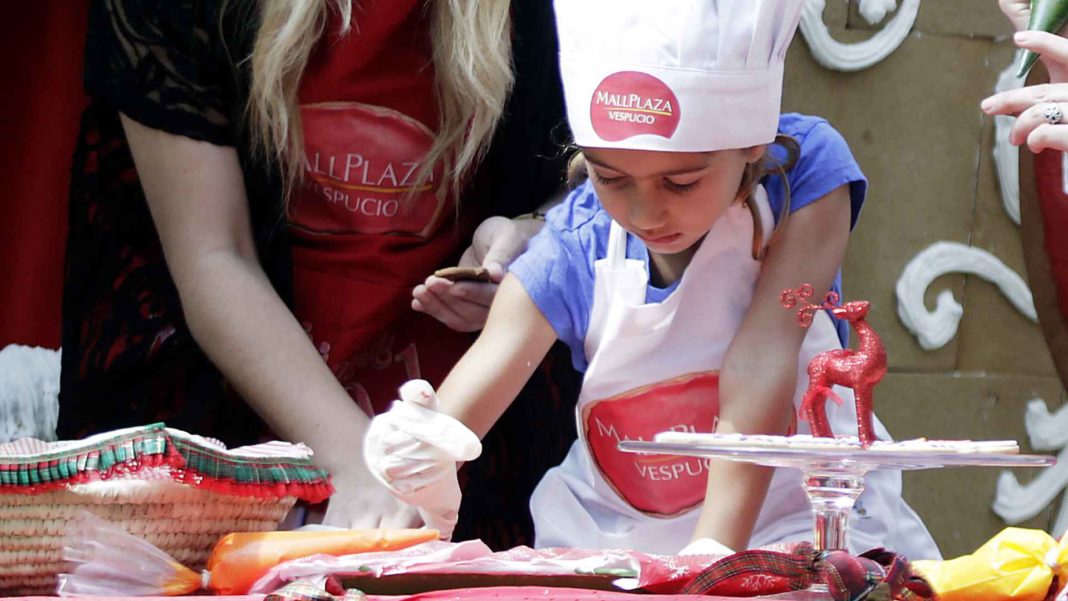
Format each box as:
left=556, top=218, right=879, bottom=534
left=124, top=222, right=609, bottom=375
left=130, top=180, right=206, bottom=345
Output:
left=617, top=437, right=1055, bottom=553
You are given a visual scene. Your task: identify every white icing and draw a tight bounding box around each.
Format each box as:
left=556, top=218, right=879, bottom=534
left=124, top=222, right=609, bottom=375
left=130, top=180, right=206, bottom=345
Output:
left=994, top=55, right=1025, bottom=225
left=994, top=444, right=1068, bottom=526
left=1024, top=398, right=1068, bottom=451
left=857, top=0, right=900, bottom=24
left=798, top=0, right=919, bottom=72
left=654, top=432, right=1019, bottom=455
left=895, top=241, right=1037, bottom=350
left=994, top=399, right=1068, bottom=537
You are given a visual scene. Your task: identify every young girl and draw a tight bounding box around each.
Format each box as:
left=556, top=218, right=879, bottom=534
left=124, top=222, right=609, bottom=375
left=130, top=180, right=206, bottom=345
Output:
left=366, top=0, right=940, bottom=559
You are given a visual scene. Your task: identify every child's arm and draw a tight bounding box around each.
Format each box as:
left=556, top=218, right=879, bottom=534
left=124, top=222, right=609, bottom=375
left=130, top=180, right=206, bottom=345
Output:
left=363, top=274, right=557, bottom=538
left=436, top=273, right=559, bottom=437
left=691, top=184, right=852, bottom=551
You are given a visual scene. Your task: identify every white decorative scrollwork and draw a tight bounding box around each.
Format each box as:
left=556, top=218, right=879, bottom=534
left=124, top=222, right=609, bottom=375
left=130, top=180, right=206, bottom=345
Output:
left=993, top=54, right=1026, bottom=225
left=993, top=399, right=1068, bottom=537
left=857, top=0, right=901, bottom=25
left=895, top=241, right=1037, bottom=350
left=799, top=0, right=920, bottom=72
left=897, top=52, right=1041, bottom=351
left=1023, top=398, right=1068, bottom=450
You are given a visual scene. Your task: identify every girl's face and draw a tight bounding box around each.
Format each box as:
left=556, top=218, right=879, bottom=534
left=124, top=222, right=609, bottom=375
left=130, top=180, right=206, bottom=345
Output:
left=584, top=146, right=765, bottom=256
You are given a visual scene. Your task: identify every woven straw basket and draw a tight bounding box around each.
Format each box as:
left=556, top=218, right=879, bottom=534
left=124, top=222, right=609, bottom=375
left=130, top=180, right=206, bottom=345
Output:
left=0, top=423, right=332, bottom=596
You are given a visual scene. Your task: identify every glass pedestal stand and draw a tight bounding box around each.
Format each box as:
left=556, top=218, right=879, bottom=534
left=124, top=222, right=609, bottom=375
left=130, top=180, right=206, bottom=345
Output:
left=618, top=439, right=1055, bottom=599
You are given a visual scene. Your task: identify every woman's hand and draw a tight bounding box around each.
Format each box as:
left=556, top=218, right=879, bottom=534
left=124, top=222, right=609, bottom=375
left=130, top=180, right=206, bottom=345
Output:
left=1000, top=0, right=1068, bottom=35
left=321, top=461, right=423, bottom=530
left=998, top=0, right=1068, bottom=82
left=1000, top=0, right=1034, bottom=32
left=983, top=32, right=1068, bottom=151
left=120, top=116, right=414, bottom=532
left=413, top=216, right=543, bottom=332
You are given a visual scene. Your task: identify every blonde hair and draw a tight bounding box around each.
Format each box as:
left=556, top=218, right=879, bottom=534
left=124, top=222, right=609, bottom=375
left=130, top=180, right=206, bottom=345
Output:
left=566, top=135, right=800, bottom=259
left=245, top=0, right=514, bottom=197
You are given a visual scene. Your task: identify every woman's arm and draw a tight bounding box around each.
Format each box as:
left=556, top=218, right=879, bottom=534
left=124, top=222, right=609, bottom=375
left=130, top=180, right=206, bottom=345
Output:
left=121, top=115, right=414, bottom=529
left=692, top=184, right=852, bottom=550
left=435, top=274, right=559, bottom=436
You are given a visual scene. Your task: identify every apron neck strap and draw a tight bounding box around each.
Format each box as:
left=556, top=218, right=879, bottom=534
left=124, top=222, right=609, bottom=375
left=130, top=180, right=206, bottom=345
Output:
left=607, top=220, right=628, bottom=268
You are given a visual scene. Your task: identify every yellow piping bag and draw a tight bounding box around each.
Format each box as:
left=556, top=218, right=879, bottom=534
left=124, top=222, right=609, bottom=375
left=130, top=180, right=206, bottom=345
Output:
left=912, top=527, right=1068, bottom=601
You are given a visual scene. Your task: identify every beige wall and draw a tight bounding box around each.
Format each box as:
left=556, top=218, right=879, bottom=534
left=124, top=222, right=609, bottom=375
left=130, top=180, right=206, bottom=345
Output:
left=781, top=1, right=1065, bottom=558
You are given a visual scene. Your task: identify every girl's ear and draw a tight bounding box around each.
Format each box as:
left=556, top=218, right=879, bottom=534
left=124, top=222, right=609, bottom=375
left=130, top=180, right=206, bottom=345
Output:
left=745, top=144, right=768, bottom=164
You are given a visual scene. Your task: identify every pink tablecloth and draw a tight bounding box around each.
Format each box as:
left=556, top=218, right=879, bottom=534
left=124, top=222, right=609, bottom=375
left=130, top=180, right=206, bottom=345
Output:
left=13, top=594, right=747, bottom=601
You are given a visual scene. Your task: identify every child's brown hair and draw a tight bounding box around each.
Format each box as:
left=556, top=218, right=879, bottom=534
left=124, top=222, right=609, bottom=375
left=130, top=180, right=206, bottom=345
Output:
left=566, top=135, right=800, bottom=260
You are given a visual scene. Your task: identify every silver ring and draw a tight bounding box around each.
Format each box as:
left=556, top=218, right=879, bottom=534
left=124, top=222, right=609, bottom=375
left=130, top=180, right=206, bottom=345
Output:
left=1044, top=104, right=1064, bottom=125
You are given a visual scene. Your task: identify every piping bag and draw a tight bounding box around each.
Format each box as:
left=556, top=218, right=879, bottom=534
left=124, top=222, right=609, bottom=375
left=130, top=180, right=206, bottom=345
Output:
left=57, top=512, right=437, bottom=596
left=1017, top=0, right=1068, bottom=77
left=912, top=527, right=1068, bottom=601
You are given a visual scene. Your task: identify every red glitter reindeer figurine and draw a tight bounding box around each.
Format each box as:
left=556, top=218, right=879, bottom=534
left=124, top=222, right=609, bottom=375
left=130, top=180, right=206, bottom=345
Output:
left=781, top=284, right=885, bottom=448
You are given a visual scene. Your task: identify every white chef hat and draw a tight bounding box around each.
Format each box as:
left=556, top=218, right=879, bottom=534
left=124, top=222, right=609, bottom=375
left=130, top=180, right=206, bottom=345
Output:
left=555, top=0, right=805, bottom=152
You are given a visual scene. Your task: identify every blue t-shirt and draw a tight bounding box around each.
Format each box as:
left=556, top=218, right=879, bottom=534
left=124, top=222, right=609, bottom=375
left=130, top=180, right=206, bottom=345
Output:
left=510, top=114, right=867, bottom=373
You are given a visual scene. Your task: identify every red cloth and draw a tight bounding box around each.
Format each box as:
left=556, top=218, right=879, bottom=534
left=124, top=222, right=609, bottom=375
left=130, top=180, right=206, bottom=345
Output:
left=13, top=598, right=262, bottom=601
left=680, top=544, right=933, bottom=600
left=0, top=2, right=89, bottom=347
left=292, top=2, right=477, bottom=414
left=1034, top=149, right=1068, bottom=324
left=267, top=579, right=742, bottom=601
left=300, top=0, right=438, bottom=129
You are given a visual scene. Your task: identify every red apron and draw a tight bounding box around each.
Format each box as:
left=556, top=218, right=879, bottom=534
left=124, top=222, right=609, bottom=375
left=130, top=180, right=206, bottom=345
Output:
left=291, top=3, right=476, bottom=415
left=583, top=371, right=721, bottom=515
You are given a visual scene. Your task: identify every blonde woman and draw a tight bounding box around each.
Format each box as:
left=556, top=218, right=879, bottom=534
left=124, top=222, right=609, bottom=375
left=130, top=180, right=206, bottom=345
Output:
left=59, top=0, right=572, bottom=538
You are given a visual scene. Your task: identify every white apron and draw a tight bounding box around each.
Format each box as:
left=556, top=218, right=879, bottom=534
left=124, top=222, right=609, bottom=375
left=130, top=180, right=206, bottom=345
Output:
left=529, top=187, right=940, bottom=560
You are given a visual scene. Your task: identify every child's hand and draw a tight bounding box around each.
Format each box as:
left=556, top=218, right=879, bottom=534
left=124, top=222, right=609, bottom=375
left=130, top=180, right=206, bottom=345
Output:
left=413, top=216, right=542, bottom=332
left=363, top=380, right=482, bottom=540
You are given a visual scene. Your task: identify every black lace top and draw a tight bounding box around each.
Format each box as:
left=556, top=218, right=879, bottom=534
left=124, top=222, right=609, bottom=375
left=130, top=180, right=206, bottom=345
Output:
left=59, top=0, right=579, bottom=548
left=59, top=0, right=280, bottom=444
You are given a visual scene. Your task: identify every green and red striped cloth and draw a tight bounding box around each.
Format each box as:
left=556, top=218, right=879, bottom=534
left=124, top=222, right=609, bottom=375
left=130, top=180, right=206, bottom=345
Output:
left=0, top=422, right=332, bottom=502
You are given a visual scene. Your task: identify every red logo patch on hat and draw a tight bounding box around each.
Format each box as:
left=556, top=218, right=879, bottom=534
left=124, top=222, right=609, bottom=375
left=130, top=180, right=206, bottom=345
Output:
left=590, top=72, right=681, bottom=142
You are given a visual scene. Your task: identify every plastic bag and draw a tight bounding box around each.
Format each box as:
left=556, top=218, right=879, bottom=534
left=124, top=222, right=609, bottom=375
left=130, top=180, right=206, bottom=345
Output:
left=912, top=527, right=1068, bottom=601
left=58, top=512, right=202, bottom=596
left=58, top=511, right=437, bottom=596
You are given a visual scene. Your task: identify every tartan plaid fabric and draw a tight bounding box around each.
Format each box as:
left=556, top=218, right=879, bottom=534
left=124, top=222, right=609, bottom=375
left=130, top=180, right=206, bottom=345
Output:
left=681, top=543, right=934, bottom=601
left=265, top=578, right=365, bottom=601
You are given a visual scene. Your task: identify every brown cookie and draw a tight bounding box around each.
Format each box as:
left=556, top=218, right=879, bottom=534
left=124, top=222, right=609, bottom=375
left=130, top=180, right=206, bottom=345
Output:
left=432, top=266, right=493, bottom=283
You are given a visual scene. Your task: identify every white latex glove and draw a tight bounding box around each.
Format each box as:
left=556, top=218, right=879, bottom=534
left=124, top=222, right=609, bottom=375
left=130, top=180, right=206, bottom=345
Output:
left=363, top=380, right=482, bottom=540
left=679, top=537, right=735, bottom=557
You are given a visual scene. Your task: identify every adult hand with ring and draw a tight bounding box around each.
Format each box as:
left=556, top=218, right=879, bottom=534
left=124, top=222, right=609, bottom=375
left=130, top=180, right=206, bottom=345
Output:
left=983, top=83, right=1068, bottom=151
left=1045, top=103, right=1065, bottom=125
left=982, top=30, right=1068, bottom=152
